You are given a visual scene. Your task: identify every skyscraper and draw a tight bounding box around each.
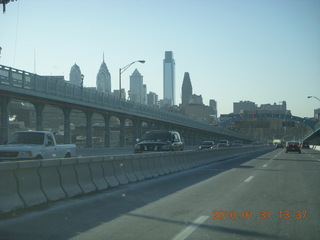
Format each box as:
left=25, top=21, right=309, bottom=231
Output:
left=69, top=63, right=82, bottom=86
left=130, top=68, right=144, bottom=103
left=181, top=72, right=192, bottom=105
left=163, top=51, right=175, bottom=105
left=96, top=55, right=111, bottom=94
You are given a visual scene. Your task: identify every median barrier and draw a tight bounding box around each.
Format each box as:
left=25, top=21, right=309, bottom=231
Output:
left=89, top=157, right=109, bottom=191
left=58, top=158, right=83, bottom=198
left=0, top=146, right=272, bottom=216
left=39, top=159, right=66, bottom=202
left=159, top=153, right=170, bottom=175
left=0, top=162, right=24, bottom=213
left=153, top=154, right=165, bottom=176
left=122, top=156, right=138, bottom=183
left=131, top=154, right=145, bottom=181
left=75, top=158, right=97, bottom=194
left=146, top=155, right=159, bottom=178
left=138, top=154, right=153, bottom=179
left=101, top=156, right=119, bottom=187
left=179, top=152, right=192, bottom=171
left=15, top=160, right=47, bottom=207
left=112, top=156, right=129, bottom=185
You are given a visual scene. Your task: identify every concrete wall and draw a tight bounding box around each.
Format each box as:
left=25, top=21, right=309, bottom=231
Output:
left=0, top=146, right=269, bottom=215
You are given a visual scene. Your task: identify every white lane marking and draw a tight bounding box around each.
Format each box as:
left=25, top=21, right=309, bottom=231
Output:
left=244, top=176, right=254, bottom=183
left=263, top=164, right=267, bottom=168
left=172, top=215, right=209, bottom=240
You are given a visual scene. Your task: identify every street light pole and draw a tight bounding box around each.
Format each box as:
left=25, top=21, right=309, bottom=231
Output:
left=119, top=60, right=145, bottom=99
left=307, top=96, right=320, bottom=102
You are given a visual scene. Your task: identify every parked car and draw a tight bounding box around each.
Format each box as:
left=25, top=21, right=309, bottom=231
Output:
left=134, top=130, right=184, bottom=153
left=285, top=141, right=301, bottom=153
left=217, top=140, right=230, bottom=148
left=0, top=131, right=77, bottom=160
left=198, top=141, right=215, bottom=150
left=301, top=141, right=310, bottom=149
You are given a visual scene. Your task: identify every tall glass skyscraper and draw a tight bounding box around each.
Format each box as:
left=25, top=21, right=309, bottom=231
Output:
left=181, top=72, right=192, bottom=105
left=163, top=51, right=175, bottom=105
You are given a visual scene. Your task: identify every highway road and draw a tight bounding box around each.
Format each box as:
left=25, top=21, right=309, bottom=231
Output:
left=0, top=148, right=319, bottom=240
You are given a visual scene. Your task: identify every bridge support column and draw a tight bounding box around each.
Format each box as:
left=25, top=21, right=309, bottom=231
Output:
left=147, top=122, right=154, bottom=130
left=33, top=102, right=45, bottom=131
left=62, top=107, right=72, bottom=144
left=0, top=96, right=10, bottom=144
left=85, top=111, right=93, bottom=148
left=103, top=115, right=111, bottom=148
left=119, top=117, right=126, bottom=147
left=133, top=119, right=142, bottom=144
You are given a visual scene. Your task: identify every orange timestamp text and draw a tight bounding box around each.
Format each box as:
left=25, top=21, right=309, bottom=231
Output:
left=211, top=210, right=308, bottom=220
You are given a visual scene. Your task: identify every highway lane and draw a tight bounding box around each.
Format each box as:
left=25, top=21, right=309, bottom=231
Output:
left=0, top=148, right=319, bottom=240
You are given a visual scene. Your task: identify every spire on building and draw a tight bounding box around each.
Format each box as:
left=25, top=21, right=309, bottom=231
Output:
left=96, top=55, right=111, bottom=93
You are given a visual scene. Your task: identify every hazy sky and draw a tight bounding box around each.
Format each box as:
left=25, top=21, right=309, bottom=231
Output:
left=1, top=0, right=319, bottom=117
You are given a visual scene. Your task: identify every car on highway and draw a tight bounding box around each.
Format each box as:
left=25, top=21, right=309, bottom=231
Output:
left=198, top=141, right=215, bottom=150
left=285, top=141, right=301, bottom=153
left=301, top=141, right=310, bottom=149
left=275, top=142, right=284, bottom=148
left=134, top=130, right=184, bottom=153
left=217, top=140, right=230, bottom=148
left=232, top=140, right=243, bottom=147
left=0, top=131, right=77, bottom=160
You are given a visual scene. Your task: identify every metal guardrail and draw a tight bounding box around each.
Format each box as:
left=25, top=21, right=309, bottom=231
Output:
left=0, top=65, right=255, bottom=141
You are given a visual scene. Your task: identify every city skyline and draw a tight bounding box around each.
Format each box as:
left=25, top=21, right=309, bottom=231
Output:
left=0, top=0, right=319, bottom=117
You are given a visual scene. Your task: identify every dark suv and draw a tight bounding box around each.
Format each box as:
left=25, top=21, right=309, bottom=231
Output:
left=285, top=141, right=301, bottom=153
left=134, top=130, right=184, bottom=153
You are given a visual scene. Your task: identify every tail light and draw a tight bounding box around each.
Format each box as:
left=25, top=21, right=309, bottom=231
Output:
left=298, top=145, right=301, bottom=147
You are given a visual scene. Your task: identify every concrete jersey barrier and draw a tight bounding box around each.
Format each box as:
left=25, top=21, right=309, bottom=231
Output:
left=0, top=146, right=271, bottom=215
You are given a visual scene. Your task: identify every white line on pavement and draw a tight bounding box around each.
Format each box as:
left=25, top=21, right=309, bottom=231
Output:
left=244, top=176, right=254, bottom=183
left=172, top=215, right=209, bottom=240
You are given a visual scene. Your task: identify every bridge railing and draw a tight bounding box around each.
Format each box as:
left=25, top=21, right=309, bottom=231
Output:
left=0, top=65, right=253, bottom=140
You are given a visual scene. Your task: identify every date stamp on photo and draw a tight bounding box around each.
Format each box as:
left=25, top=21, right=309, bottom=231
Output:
left=211, top=210, right=308, bottom=220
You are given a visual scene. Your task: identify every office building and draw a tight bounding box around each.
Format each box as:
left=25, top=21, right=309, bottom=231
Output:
left=181, top=72, right=192, bottom=105
left=233, top=101, right=257, bottom=114
left=96, top=56, right=111, bottom=94
left=130, top=69, right=144, bottom=103
left=210, top=99, right=217, bottom=117
left=163, top=51, right=175, bottom=105
left=69, top=63, right=82, bottom=87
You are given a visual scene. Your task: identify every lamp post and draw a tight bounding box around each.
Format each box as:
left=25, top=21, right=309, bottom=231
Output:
left=119, top=60, right=145, bottom=99
left=307, top=96, right=320, bottom=102
left=80, top=74, right=84, bottom=89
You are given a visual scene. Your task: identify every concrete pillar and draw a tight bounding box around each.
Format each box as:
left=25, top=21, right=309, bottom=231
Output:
left=147, top=122, right=154, bottom=131
left=33, top=102, right=45, bottom=131
left=0, top=96, right=10, bottom=144
left=61, top=107, right=72, bottom=144
left=103, top=115, right=111, bottom=148
left=133, top=119, right=142, bottom=143
left=119, top=117, right=125, bottom=147
left=85, top=111, right=93, bottom=148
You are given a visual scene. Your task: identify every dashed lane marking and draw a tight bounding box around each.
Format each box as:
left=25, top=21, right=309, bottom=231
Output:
left=244, top=176, right=254, bottom=183
left=172, top=215, right=209, bottom=240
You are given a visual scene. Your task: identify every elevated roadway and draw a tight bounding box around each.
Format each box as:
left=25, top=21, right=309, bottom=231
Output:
left=0, top=65, right=255, bottom=147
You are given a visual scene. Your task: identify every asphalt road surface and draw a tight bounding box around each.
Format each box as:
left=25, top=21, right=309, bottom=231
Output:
left=0, top=148, right=319, bottom=240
